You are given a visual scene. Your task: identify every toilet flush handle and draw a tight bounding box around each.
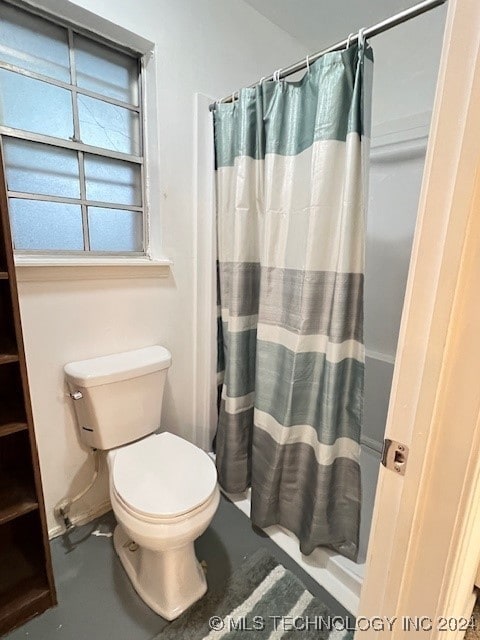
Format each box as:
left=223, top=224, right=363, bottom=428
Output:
left=69, top=391, right=83, bottom=400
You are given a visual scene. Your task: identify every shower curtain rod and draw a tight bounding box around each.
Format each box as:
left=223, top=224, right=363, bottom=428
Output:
left=209, top=0, right=447, bottom=111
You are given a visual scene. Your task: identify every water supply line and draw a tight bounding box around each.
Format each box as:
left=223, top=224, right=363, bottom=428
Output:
left=54, top=448, right=100, bottom=532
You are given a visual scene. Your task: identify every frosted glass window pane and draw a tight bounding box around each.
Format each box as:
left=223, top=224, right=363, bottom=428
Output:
left=0, top=69, right=73, bottom=140
left=3, top=138, right=80, bottom=199
left=88, top=208, right=142, bottom=252
left=78, top=95, right=140, bottom=155
left=9, top=200, right=84, bottom=250
left=0, top=3, right=70, bottom=82
left=84, top=155, right=141, bottom=206
left=74, top=35, right=138, bottom=105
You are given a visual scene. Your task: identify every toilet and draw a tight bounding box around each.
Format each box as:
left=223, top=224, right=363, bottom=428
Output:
left=64, top=346, right=220, bottom=621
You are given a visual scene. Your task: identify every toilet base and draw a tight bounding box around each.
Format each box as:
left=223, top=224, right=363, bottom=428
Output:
left=113, top=524, right=207, bottom=620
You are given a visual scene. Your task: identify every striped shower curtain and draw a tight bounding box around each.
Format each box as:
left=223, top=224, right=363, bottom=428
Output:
left=214, top=43, right=373, bottom=561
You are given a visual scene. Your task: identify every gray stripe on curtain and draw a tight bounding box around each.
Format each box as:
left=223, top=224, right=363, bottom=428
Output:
left=220, top=263, right=363, bottom=341
left=251, top=429, right=360, bottom=559
left=219, top=262, right=261, bottom=318
left=216, top=401, right=253, bottom=492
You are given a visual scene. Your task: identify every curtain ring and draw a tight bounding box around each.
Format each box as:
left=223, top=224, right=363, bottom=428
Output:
left=346, top=33, right=355, bottom=49
left=231, top=91, right=236, bottom=104
left=273, top=68, right=282, bottom=82
left=305, top=55, right=310, bottom=73
left=357, top=27, right=366, bottom=49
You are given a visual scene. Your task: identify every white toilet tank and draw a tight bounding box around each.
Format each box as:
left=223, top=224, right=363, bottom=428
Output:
left=64, top=346, right=172, bottom=450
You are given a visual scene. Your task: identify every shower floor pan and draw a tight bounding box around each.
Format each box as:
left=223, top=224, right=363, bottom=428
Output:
left=224, top=488, right=364, bottom=615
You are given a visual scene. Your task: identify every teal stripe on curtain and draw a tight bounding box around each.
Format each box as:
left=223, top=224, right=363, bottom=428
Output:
left=222, top=337, right=363, bottom=443
left=215, top=45, right=373, bottom=167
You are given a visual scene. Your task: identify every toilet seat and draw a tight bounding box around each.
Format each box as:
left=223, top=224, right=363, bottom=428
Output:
left=111, top=483, right=219, bottom=525
left=112, top=432, right=217, bottom=520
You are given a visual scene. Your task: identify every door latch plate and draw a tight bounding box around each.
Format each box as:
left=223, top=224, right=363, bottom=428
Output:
left=381, top=439, right=409, bottom=476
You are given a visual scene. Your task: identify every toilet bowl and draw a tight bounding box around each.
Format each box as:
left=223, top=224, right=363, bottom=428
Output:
left=107, top=432, right=220, bottom=620
left=64, top=346, right=220, bottom=620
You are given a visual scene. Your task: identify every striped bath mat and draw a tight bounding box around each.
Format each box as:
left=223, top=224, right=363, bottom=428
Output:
left=156, top=549, right=353, bottom=639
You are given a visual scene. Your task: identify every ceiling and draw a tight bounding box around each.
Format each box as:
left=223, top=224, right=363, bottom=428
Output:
left=242, top=0, right=439, bottom=52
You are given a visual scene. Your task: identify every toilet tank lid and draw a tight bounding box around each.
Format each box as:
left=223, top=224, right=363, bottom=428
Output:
left=64, top=346, right=172, bottom=388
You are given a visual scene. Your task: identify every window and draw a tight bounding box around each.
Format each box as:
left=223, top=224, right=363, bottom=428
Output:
left=0, top=2, right=146, bottom=255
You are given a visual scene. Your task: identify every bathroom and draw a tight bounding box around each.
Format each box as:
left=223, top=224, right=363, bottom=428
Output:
left=1, top=0, right=480, bottom=637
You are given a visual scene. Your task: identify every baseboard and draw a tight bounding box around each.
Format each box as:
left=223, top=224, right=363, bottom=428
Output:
left=48, top=499, right=112, bottom=539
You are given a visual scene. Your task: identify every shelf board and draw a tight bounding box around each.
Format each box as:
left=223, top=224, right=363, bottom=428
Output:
left=0, top=354, right=19, bottom=365
left=0, top=422, right=28, bottom=438
left=0, top=578, right=52, bottom=636
left=0, top=485, right=38, bottom=526
left=0, top=369, right=27, bottom=428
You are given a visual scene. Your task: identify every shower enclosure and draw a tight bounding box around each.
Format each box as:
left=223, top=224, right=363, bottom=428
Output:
left=193, top=2, right=447, bottom=616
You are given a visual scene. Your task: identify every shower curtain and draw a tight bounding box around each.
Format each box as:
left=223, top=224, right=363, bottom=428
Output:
left=214, top=43, right=373, bottom=561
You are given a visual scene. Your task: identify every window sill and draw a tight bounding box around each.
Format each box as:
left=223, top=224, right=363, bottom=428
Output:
left=14, top=256, right=173, bottom=282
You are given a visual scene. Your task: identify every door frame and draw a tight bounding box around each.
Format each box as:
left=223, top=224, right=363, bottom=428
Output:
left=358, top=0, right=480, bottom=636
left=192, top=93, right=217, bottom=450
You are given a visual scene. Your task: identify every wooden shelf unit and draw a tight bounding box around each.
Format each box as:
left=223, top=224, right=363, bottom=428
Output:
left=0, top=147, right=56, bottom=635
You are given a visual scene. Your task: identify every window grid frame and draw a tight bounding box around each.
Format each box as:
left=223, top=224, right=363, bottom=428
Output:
left=0, top=0, right=147, bottom=256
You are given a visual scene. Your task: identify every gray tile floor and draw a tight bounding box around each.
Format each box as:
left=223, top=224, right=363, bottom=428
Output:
left=7, top=496, right=351, bottom=640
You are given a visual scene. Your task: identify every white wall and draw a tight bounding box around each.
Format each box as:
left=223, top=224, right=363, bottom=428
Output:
left=364, top=4, right=447, bottom=363
left=363, top=2, right=447, bottom=448
left=365, top=141, right=429, bottom=361
left=359, top=9, right=446, bottom=558
left=16, top=0, right=307, bottom=536
left=360, top=139, right=431, bottom=556
left=370, top=6, right=447, bottom=130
